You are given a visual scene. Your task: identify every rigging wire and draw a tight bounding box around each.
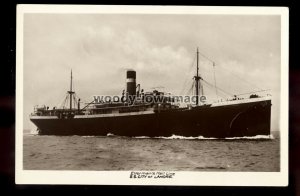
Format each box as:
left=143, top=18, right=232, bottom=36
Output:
left=201, top=82, right=227, bottom=99
left=50, top=70, right=84, bottom=110
left=73, top=94, right=77, bottom=109
left=201, top=81, right=225, bottom=98
left=235, top=89, right=271, bottom=96
left=198, top=50, right=215, bottom=64
left=180, top=47, right=268, bottom=102
left=197, top=50, right=219, bottom=98
left=187, top=80, right=195, bottom=95
left=55, top=92, right=69, bottom=109
left=197, top=49, right=264, bottom=95
left=201, top=79, right=233, bottom=97
left=180, top=54, right=197, bottom=95
left=60, top=94, right=69, bottom=109
left=215, top=63, right=263, bottom=91
left=183, top=79, right=194, bottom=95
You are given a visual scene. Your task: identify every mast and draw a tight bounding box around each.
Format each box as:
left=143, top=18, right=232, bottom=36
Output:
left=68, top=70, right=74, bottom=110
left=194, top=48, right=201, bottom=105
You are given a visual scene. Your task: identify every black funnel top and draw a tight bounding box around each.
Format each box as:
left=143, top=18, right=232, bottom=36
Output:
left=127, top=70, right=136, bottom=79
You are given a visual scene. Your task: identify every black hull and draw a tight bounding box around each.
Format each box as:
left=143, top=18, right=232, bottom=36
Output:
left=30, top=100, right=271, bottom=138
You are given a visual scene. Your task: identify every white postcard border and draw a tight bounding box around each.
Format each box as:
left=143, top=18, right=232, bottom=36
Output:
left=15, top=5, right=289, bottom=186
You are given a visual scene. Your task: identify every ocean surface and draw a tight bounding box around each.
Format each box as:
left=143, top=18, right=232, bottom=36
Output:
left=23, top=133, right=280, bottom=171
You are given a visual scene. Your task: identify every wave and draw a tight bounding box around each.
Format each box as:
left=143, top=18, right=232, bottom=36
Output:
left=24, top=133, right=38, bottom=136
left=134, top=136, right=151, bottom=139
left=224, top=135, right=274, bottom=140
left=29, top=129, right=39, bottom=135
left=107, top=133, right=115, bottom=137
left=134, top=134, right=274, bottom=140
left=154, top=135, right=217, bottom=140
left=80, top=133, right=115, bottom=137
left=26, top=132, right=274, bottom=140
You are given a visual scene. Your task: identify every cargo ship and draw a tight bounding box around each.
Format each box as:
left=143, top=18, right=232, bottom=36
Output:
left=30, top=49, right=272, bottom=138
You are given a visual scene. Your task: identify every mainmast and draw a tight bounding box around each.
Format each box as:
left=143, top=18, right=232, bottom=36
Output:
left=68, top=70, right=75, bottom=110
left=194, top=48, right=201, bottom=105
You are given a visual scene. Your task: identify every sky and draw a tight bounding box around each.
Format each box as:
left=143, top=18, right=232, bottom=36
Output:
left=23, top=13, right=281, bottom=132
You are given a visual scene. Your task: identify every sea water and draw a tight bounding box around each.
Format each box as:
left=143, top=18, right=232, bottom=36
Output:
left=23, top=133, right=280, bottom=171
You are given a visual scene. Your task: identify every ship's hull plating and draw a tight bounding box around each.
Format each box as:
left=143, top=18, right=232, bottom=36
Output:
left=30, top=99, right=271, bottom=138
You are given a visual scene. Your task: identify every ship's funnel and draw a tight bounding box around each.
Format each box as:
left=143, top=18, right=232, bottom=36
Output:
left=126, top=70, right=136, bottom=96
